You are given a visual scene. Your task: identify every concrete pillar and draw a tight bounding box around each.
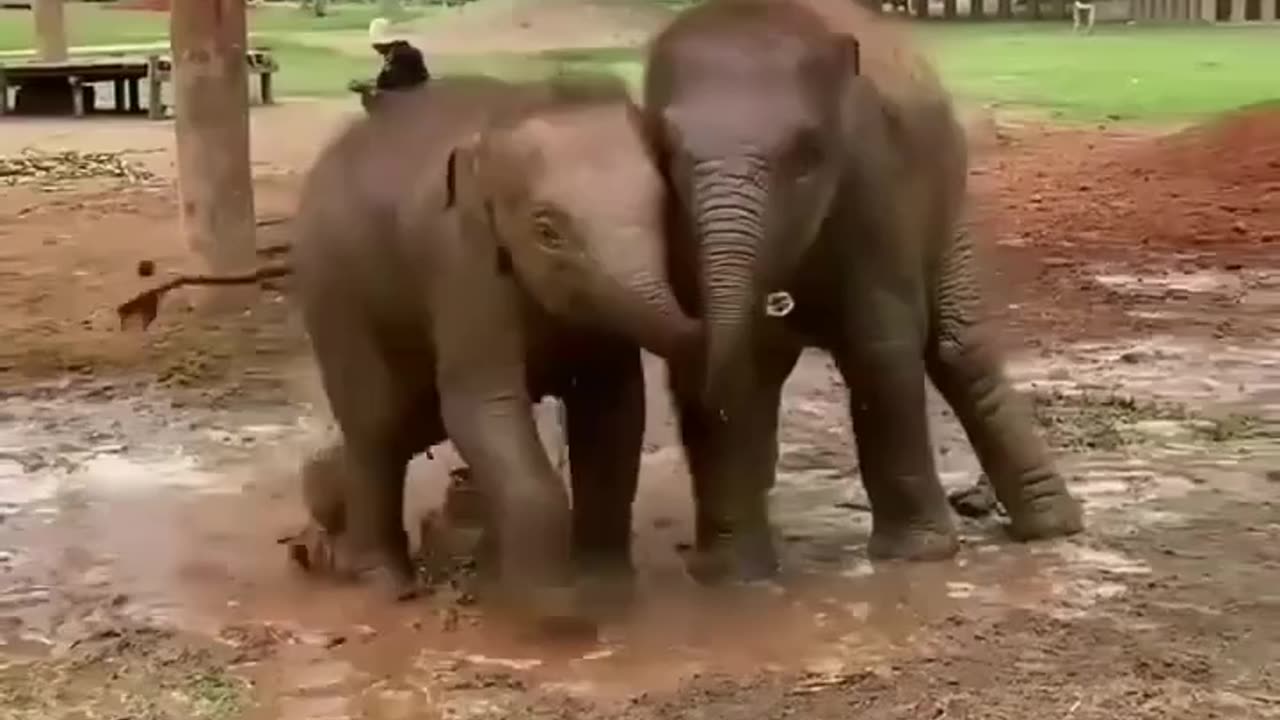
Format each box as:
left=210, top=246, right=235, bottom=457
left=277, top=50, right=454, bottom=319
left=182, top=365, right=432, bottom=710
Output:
left=1229, top=0, right=1245, bottom=21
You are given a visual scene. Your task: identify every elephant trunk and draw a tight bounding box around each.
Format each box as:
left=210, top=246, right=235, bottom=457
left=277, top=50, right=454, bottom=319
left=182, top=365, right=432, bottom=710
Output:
left=691, top=158, right=768, bottom=413
left=612, top=268, right=699, bottom=361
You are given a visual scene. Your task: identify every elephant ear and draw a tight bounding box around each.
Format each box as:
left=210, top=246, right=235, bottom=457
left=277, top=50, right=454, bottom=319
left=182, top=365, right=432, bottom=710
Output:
left=441, top=132, right=513, bottom=276
left=443, top=132, right=483, bottom=209
left=831, top=35, right=861, bottom=77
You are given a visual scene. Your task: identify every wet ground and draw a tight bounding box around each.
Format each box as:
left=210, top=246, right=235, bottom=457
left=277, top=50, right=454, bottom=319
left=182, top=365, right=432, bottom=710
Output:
left=1, top=111, right=1279, bottom=719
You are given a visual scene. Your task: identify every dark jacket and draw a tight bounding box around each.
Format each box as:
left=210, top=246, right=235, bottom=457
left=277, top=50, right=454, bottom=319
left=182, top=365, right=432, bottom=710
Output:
left=374, top=40, right=430, bottom=91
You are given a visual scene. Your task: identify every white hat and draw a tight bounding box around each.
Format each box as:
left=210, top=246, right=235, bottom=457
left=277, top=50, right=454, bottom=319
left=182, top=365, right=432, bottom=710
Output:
left=369, top=17, right=392, bottom=45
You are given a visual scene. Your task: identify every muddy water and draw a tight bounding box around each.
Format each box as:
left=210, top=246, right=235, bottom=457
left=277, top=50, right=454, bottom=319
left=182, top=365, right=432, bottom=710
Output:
left=1, top=273, right=1277, bottom=716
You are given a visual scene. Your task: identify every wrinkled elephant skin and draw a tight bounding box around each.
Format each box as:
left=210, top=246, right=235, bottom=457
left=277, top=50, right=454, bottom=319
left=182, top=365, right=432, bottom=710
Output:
left=644, top=0, right=1084, bottom=582
left=290, top=75, right=698, bottom=623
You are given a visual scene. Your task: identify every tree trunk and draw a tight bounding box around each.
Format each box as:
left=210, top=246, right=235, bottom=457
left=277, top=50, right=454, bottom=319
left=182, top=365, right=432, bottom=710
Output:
left=34, top=0, right=68, bottom=62
left=170, top=0, right=257, bottom=289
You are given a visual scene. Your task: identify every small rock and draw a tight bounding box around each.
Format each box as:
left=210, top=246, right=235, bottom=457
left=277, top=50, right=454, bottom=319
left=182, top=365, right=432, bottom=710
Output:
left=1266, top=470, right=1280, bottom=484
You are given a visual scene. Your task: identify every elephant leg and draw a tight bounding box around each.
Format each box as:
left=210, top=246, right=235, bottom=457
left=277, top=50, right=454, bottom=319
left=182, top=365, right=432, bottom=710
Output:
left=563, top=345, right=644, bottom=577
left=440, top=385, right=574, bottom=610
left=429, top=249, right=586, bottom=629
left=339, top=435, right=417, bottom=596
left=669, top=361, right=724, bottom=554
left=304, top=311, right=418, bottom=600
left=671, top=343, right=800, bottom=584
left=836, top=336, right=959, bottom=562
left=926, top=226, right=1084, bottom=541
left=301, top=439, right=348, bottom=536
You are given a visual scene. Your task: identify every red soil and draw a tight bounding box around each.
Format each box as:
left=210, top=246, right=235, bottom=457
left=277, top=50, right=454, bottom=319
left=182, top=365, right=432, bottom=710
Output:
left=971, top=106, right=1280, bottom=344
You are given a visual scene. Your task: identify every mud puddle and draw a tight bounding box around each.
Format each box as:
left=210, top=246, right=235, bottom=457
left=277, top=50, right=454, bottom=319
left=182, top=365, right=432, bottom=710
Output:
left=1, top=303, right=1277, bottom=716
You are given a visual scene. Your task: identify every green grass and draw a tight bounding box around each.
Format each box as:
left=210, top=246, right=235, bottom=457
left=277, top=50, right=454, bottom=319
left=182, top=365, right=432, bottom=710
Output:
left=917, top=23, right=1280, bottom=121
left=0, top=2, right=428, bottom=97
left=0, top=3, right=163, bottom=49
left=2, top=3, right=1279, bottom=120
left=442, top=25, right=1280, bottom=122
left=0, top=2, right=428, bottom=51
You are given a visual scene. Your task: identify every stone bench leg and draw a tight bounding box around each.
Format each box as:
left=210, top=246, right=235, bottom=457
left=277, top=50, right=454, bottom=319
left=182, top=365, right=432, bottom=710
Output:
left=70, top=76, right=84, bottom=117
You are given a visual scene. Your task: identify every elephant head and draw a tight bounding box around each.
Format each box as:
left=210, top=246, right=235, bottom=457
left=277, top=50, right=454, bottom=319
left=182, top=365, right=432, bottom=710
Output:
left=645, top=2, right=863, bottom=408
left=443, top=81, right=699, bottom=360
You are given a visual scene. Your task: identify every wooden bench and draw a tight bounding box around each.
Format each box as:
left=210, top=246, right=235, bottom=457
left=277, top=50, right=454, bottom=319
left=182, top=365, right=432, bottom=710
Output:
left=0, top=48, right=278, bottom=120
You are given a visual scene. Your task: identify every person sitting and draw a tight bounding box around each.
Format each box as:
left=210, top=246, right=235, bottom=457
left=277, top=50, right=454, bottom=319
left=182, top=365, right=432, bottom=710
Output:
left=1072, top=0, right=1096, bottom=33
left=349, top=18, right=430, bottom=111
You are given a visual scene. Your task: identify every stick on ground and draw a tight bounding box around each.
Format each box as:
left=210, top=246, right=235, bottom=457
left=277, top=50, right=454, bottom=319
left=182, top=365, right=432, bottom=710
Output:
left=116, top=263, right=293, bottom=331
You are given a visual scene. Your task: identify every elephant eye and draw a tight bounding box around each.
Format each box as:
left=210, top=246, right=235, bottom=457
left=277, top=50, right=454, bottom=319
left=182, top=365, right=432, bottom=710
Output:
left=532, top=209, right=567, bottom=250
left=789, top=128, right=825, bottom=169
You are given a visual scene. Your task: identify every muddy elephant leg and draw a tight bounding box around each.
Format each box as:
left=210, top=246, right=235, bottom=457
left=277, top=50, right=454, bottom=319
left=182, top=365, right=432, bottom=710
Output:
left=670, top=381, right=725, bottom=559
left=563, top=345, right=644, bottom=577
left=339, top=435, right=417, bottom=595
left=836, top=330, right=959, bottom=561
left=440, top=385, right=574, bottom=604
left=925, top=226, right=1084, bottom=541
left=671, top=342, right=800, bottom=584
left=304, top=312, right=418, bottom=599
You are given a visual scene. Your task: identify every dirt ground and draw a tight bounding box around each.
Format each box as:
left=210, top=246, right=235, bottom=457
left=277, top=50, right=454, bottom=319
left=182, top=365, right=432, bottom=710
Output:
left=2, top=92, right=1279, bottom=720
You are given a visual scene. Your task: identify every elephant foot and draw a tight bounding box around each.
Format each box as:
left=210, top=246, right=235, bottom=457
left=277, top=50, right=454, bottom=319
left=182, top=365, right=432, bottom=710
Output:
left=578, top=576, right=636, bottom=620
left=1005, top=491, right=1084, bottom=542
left=573, top=550, right=634, bottom=581
left=281, top=522, right=338, bottom=575
left=867, top=522, right=960, bottom=562
left=574, top=555, right=637, bottom=618
left=281, top=523, right=420, bottom=600
left=361, top=560, right=420, bottom=602
left=529, top=586, right=601, bottom=642
left=340, top=543, right=421, bottom=602
left=484, top=582, right=599, bottom=642
left=682, top=532, right=779, bottom=586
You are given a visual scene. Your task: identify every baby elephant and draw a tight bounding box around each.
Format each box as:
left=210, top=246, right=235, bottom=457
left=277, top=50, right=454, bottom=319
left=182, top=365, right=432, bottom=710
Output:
left=290, top=74, right=698, bottom=620
left=645, top=0, right=1084, bottom=581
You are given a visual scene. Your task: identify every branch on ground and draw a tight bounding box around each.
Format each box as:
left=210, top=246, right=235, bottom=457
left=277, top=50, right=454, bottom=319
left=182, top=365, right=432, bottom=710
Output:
left=116, top=264, right=294, bottom=331
left=115, top=214, right=295, bottom=330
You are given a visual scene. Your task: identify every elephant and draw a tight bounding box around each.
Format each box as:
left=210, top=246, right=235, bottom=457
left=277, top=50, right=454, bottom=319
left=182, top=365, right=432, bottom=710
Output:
left=290, top=73, right=699, bottom=618
left=643, top=0, right=1084, bottom=582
